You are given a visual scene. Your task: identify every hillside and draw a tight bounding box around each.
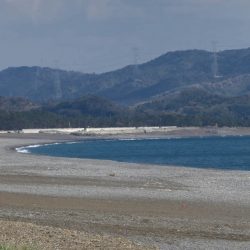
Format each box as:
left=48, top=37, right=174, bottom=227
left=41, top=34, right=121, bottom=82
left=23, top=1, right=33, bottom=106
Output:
left=1, top=48, right=250, bottom=105
left=1, top=48, right=250, bottom=129
left=45, top=95, right=125, bottom=117
left=1, top=89, right=250, bottom=130
left=0, top=96, right=38, bottom=112
left=0, top=96, right=134, bottom=130
left=136, top=87, right=250, bottom=126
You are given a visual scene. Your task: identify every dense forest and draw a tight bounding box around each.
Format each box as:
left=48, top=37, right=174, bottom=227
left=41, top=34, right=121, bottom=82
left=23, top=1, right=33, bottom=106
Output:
left=0, top=94, right=250, bottom=130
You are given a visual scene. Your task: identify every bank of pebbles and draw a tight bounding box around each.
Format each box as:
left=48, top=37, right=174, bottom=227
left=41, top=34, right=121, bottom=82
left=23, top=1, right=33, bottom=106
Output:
left=0, top=220, right=156, bottom=250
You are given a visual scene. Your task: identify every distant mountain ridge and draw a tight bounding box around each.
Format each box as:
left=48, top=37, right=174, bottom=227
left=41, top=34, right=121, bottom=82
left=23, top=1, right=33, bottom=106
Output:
left=1, top=47, right=250, bottom=129
left=1, top=48, right=250, bottom=105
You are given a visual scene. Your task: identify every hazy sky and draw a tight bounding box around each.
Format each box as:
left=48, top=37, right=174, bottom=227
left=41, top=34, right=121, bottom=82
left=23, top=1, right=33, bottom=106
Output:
left=1, top=0, right=250, bottom=73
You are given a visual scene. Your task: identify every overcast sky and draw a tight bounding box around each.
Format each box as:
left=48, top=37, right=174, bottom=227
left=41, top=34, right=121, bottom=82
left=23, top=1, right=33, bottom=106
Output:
left=1, top=0, right=250, bottom=73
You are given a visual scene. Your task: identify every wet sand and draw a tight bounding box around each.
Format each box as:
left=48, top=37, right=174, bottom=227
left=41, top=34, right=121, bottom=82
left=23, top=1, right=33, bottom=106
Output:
left=0, top=130, right=250, bottom=249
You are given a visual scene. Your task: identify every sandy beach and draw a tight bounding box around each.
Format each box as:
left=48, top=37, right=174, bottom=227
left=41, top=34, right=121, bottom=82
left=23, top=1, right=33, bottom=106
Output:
left=0, top=128, right=250, bottom=249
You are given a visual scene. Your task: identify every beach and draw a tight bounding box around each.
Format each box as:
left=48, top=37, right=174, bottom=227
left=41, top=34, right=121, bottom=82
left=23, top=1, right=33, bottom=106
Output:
left=0, top=129, right=250, bottom=249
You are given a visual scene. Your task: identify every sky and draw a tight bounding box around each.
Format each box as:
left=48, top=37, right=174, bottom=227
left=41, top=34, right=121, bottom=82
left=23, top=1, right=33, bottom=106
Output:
left=1, top=0, right=250, bottom=73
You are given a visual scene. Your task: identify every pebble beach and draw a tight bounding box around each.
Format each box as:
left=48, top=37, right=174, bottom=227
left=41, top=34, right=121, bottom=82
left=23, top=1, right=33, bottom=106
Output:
left=0, top=128, right=250, bottom=249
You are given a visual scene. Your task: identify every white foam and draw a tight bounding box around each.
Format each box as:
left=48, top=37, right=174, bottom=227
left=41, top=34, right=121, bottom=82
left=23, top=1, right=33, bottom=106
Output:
left=15, top=141, right=69, bottom=154
left=16, top=147, right=30, bottom=154
left=26, top=144, right=42, bottom=148
left=117, top=137, right=162, bottom=141
left=16, top=144, right=44, bottom=154
left=118, top=138, right=138, bottom=141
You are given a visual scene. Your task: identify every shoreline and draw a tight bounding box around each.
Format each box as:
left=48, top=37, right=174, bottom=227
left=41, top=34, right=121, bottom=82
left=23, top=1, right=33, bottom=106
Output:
left=14, top=132, right=250, bottom=173
left=1, top=131, right=250, bottom=249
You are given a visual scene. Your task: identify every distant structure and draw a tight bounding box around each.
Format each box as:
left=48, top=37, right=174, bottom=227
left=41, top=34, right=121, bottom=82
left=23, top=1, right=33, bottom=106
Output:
left=132, top=47, right=139, bottom=74
left=53, top=59, right=63, bottom=100
left=132, top=47, right=142, bottom=83
left=34, top=66, right=40, bottom=92
left=212, top=41, right=222, bottom=78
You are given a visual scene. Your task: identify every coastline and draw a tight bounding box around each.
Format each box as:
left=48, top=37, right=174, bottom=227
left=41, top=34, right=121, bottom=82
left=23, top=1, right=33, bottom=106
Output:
left=0, top=130, right=250, bottom=249
left=14, top=132, right=250, bottom=173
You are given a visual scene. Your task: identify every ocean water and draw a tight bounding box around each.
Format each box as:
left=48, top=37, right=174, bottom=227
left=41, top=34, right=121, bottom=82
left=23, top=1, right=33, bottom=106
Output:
left=19, top=136, right=250, bottom=171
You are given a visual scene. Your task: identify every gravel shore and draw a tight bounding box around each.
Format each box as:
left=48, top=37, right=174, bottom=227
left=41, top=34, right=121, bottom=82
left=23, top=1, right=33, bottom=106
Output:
left=0, top=131, right=250, bottom=249
left=0, top=219, right=152, bottom=250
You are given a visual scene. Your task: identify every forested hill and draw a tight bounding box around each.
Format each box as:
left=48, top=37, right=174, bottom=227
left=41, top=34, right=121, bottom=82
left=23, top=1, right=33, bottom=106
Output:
left=1, top=48, right=250, bottom=129
left=1, top=48, right=250, bottom=105
left=0, top=96, right=38, bottom=112
left=1, top=92, right=250, bottom=130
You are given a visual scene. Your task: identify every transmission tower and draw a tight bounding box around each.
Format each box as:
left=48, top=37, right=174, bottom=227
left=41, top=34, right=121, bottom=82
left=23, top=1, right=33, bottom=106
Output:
left=34, top=66, right=40, bottom=92
left=53, top=59, right=63, bottom=100
left=211, top=41, right=221, bottom=78
left=132, top=47, right=142, bottom=83
left=132, top=47, right=139, bottom=75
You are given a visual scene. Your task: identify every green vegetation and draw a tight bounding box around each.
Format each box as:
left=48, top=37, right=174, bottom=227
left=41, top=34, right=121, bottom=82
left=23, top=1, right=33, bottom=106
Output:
left=1, top=91, right=250, bottom=130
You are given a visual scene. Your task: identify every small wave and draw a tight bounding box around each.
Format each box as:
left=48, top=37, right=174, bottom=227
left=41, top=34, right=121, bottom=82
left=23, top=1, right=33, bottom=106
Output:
left=16, top=143, right=47, bottom=154
left=117, top=137, right=163, bottom=141
left=118, top=138, right=138, bottom=141
left=65, top=141, right=78, bottom=144
left=16, top=141, right=67, bottom=154
left=26, top=144, right=42, bottom=148
left=16, top=147, right=30, bottom=154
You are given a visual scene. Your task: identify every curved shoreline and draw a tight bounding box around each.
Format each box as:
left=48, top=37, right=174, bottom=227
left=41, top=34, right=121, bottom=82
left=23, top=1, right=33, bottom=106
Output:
left=1, top=133, right=250, bottom=249
left=3, top=133, right=250, bottom=204
left=15, top=134, right=250, bottom=172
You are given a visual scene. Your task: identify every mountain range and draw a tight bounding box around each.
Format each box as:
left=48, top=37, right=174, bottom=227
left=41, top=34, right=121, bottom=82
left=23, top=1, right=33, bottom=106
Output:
left=1, top=48, right=250, bottom=129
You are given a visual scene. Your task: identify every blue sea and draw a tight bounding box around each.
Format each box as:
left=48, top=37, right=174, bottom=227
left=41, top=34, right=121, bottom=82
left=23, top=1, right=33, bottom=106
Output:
left=18, top=136, right=250, bottom=171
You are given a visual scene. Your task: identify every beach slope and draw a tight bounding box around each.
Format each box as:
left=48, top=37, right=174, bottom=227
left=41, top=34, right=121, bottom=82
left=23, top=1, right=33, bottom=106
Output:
left=0, top=133, right=250, bottom=249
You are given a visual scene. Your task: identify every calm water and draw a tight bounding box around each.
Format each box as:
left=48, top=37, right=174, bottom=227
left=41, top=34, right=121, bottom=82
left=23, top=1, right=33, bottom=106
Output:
left=23, top=136, right=250, bottom=171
